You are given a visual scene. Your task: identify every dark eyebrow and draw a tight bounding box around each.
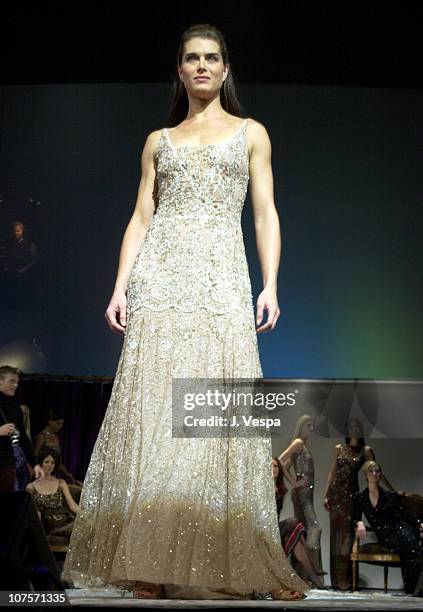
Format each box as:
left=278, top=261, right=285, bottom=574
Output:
left=184, top=52, right=221, bottom=58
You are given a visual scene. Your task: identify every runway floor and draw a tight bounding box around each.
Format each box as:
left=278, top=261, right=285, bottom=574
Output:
left=67, top=587, right=423, bottom=610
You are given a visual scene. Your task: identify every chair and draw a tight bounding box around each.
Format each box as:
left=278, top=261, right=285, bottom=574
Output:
left=351, top=492, right=423, bottom=592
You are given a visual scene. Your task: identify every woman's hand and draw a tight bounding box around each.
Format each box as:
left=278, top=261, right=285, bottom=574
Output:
left=105, top=291, right=127, bottom=335
left=33, top=464, right=45, bottom=480
left=356, top=521, right=367, bottom=544
left=294, top=477, right=308, bottom=488
left=255, top=286, right=280, bottom=333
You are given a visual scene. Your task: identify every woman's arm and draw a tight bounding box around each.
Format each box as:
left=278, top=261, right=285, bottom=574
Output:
left=59, top=480, right=80, bottom=515
left=352, top=491, right=369, bottom=543
left=105, top=129, right=161, bottom=335
left=25, top=484, right=42, bottom=520
left=278, top=439, right=302, bottom=487
left=323, top=444, right=341, bottom=510
left=280, top=459, right=297, bottom=489
left=247, top=120, right=281, bottom=334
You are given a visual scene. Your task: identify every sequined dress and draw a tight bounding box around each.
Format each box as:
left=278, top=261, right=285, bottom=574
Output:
left=327, top=444, right=365, bottom=590
left=31, top=481, right=75, bottom=538
left=62, top=118, right=308, bottom=596
left=291, top=444, right=323, bottom=573
left=352, top=488, right=423, bottom=594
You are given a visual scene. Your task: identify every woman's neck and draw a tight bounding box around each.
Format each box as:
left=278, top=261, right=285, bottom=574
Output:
left=185, top=97, right=226, bottom=123
left=368, top=482, right=378, bottom=494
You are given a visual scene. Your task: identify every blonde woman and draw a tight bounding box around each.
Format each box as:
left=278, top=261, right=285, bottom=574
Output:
left=279, top=415, right=324, bottom=576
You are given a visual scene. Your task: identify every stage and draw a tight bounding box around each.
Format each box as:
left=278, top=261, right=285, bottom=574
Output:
left=67, top=587, right=423, bottom=609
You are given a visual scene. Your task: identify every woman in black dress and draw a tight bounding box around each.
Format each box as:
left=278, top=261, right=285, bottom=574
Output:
left=353, top=461, right=423, bottom=595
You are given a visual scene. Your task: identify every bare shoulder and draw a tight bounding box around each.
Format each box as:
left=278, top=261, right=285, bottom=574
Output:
left=246, top=118, right=271, bottom=142
left=143, top=128, right=163, bottom=152
left=145, top=128, right=163, bottom=145
left=291, top=438, right=304, bottom=451
left=58, top=478, right=69, bottom=488
left=246, top=118, right=271, bottom=158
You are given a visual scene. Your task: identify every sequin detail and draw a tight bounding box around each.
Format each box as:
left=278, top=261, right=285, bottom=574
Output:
left=126, top=119, right=253, bottom=315
left=291, top=444, right=323, bottom=573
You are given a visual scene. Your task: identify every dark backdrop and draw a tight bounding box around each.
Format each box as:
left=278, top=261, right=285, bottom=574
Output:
left=1, top=83, right=422, bottom=378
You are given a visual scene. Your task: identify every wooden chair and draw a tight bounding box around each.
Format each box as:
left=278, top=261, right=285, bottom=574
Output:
left=351, top=492, right=423, bottom=592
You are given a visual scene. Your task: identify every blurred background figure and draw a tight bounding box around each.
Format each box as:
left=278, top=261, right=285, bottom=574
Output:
left=34, top=410, right=83, bottom=499
left=6, top=220, right=38, bottom=276
left=273, top=457, right=326, bottom=589
left=354, top=461, right=423, bottom=595
left=279, top=415, right=325, bottom=577
left=0, top=364, right=43, bottom=491
left=1, top=220, right=42, bottom=338
left=26, top=447, right=79, bottom=546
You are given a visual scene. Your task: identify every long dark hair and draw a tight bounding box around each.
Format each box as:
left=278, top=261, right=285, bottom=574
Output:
left=37, top=446, right=61, bottom=474
left=168, top=23, right=244, bottom=127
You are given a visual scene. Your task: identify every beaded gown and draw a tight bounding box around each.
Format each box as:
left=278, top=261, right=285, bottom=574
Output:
left=327, top=444, right=365, bottom=590
left=30, top=480, right=75, bottom=539
left=62, top=118, right=308, bottom=597
left=291, top=444, right=323, bottom=573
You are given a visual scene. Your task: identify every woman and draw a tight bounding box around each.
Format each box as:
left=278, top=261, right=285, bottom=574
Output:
left=34, top=411, right=82, bottom=488
left=62, top=23, right=308, bottom=601
left=354, top=461, right=423, bottom=595
left=26, top=448, right=79, bottom=543
left=323, top=418, right=392, bottom=590
left=279, top=415, right=324, bottom=575
left=273, top=457, right=325, bottom=588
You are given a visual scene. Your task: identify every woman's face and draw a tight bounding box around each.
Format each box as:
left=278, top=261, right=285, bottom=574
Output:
left=42, top=455, right=56, bottom=474
left=348, top=419, right=362, bottom=438
left=366, top=465, right=382, bottom=484
left=49, top=419, right=64, bottom=432
left=272, top=460, right=279, bottom=479
left=300, top=419, right=315, bottom=438
left=178, top=37, right=228, bottom=99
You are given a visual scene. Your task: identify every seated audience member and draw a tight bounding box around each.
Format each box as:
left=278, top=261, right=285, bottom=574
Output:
left=34, top=410, right=82, bottom=489
left=0, top=365, right=43, bottom=491
left=26, top=447, right=79, bottom=545
left=353, top=461, right=423, bottom=595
